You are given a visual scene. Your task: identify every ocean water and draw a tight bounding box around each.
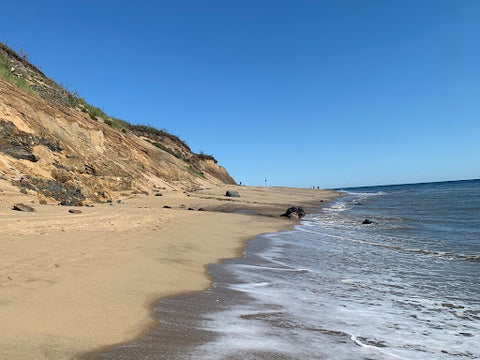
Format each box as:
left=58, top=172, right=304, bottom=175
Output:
left=100, top=180, right=480, bottom=359
left=188, top=180, right=480, bottom=359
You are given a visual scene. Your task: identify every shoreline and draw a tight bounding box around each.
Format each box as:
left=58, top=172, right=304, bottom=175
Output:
left=81, top=228, right=289, bottom=360
left=80, top=225, right=295, bottom=360
left=0, top=185, right=340, bottom=360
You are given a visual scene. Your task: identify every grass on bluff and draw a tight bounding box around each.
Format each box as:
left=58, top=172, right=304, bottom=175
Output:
left=0, top=54, right=34, bottom=93
left=104, top=117, right=129, bottom=132
left=129, top=124, right=191, bottom=151
left=145, top=139, right=184, bottom=160
left=67, top=92, right=128, bottom=131
left=187, top=166, right=206, bottom=179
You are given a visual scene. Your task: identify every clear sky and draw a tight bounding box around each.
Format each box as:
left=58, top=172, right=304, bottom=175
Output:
left=1, top=0, right=479, bottom=188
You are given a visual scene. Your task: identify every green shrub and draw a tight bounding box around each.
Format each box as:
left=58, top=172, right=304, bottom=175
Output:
left=197, top=151, right=218, bottom=163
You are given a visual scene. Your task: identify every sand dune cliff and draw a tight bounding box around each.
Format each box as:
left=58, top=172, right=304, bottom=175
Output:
left=0, top=42, right=235, bottom=205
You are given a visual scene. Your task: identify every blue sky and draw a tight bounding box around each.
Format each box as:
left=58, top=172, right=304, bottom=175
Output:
left=1, top=0, right=479, bottom=188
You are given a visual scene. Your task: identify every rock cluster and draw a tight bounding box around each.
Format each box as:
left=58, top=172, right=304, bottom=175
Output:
left=281, top=206, right=306, bottom=219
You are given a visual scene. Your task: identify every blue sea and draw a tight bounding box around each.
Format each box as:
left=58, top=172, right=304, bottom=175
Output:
left=100, top=180, right=480, bottom=359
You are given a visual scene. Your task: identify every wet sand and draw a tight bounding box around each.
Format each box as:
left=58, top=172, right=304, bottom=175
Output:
left=0, top=185, right=338, bottom=359
left=95, top=232, right=296, bottom=360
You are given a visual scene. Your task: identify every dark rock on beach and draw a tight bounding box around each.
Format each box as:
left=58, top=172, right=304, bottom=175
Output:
left=225, top=190, right=240, bottom=197
left=163, top=205, right=172, bottom=209
left=68, top=209, right=82, bottom=214
left=12, top=203, right=36, bottom=212
left=281, top=206, right=306, bottom=219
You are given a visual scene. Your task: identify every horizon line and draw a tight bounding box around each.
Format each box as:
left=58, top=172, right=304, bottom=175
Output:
left=332, top=178, right=480, bottom=190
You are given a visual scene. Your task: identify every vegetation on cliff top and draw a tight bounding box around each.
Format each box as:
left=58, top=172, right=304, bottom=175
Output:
left=0, top=41, right=218, bottom=165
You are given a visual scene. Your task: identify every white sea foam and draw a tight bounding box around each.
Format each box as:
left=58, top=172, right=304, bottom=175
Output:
left=233, top=264, right=311, bottom=273
left=343, top=190, right=387, bottom=197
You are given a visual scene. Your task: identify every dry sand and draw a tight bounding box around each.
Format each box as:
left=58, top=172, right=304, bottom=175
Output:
left=0, top=185, right=339, bottom=360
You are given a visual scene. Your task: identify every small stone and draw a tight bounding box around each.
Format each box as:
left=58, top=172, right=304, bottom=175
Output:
left=163, top=205, right=172, bottom=209
left=225, top=190, right=240, bottom=197
left=12, top=203, right=36, bottom=212
left=68, top=209, right=82, bottom=214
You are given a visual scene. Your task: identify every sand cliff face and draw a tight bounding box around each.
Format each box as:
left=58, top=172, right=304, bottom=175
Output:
left=0, top=44, right=235, bottom=204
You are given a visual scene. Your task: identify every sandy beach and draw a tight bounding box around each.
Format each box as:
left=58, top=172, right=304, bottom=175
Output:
left=0, top=185, right=338, bottom=360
